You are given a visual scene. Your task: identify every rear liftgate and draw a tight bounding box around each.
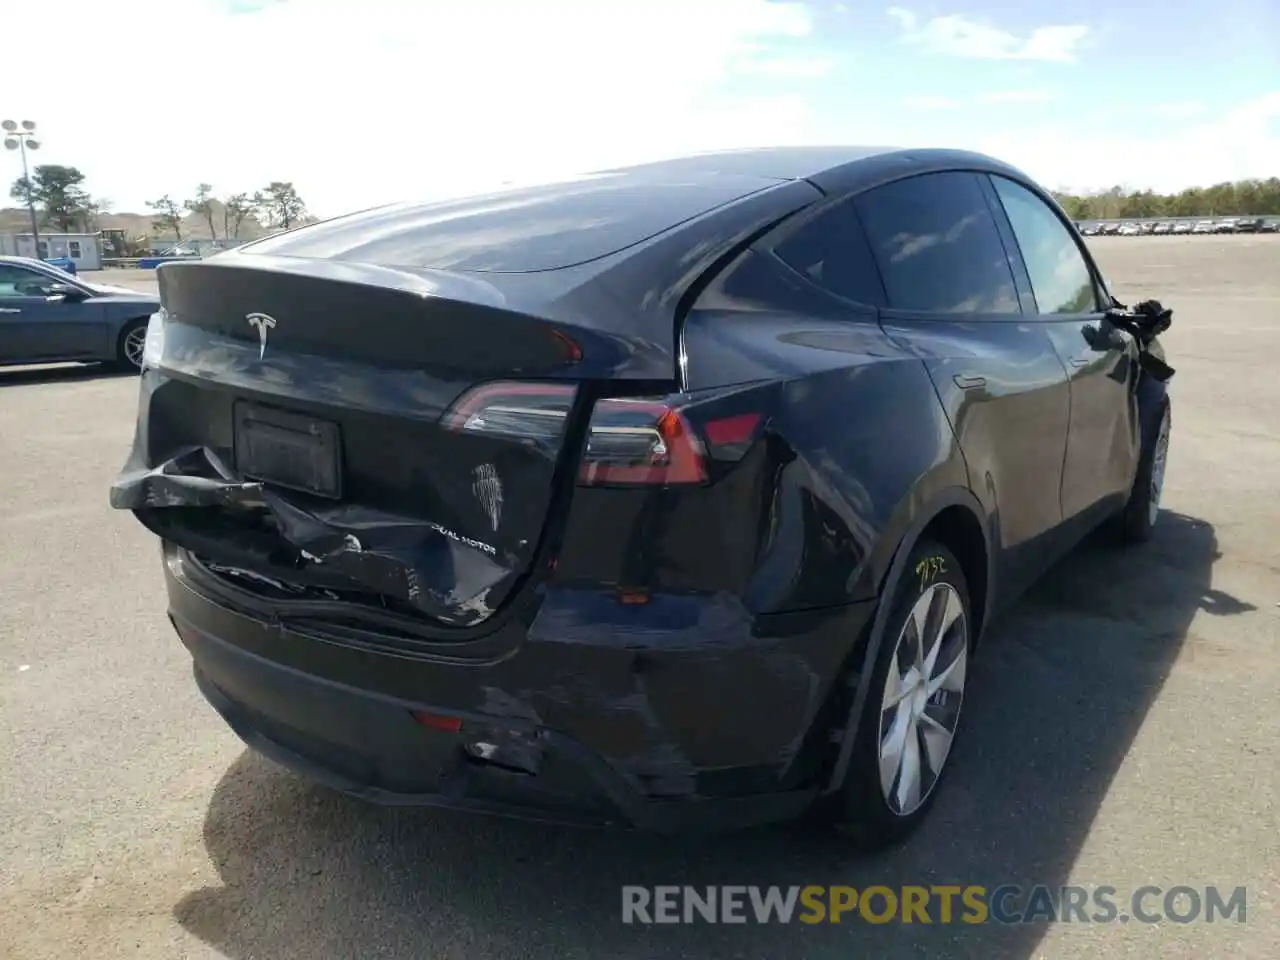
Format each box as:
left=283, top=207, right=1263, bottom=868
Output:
left=110, top=258, right=765, bottom=632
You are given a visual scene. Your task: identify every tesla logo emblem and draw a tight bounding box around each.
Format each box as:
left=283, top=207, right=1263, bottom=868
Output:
left=245, top=313, right=276, bottom=359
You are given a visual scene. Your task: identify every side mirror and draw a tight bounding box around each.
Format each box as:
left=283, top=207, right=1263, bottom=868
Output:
left=45, top=283, right=88, bottom=302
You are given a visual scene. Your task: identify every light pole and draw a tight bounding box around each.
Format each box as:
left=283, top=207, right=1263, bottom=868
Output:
left=3, top=120, right=42, bottom=258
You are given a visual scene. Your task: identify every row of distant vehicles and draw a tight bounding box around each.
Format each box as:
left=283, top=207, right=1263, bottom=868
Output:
left=1078, top=216, right=1280, bottom=237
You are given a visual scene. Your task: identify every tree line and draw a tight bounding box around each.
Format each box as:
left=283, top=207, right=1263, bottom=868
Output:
left=1052, top=178, right=1280, bottom=221
left=8, top=164, right=310, bottom=240
left=15, top=164, right=1278, bottom=238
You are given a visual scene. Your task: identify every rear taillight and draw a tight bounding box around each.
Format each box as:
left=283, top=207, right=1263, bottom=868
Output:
left=442, top=381, right=762, bottom=487
left=580, top=399, right=705, bottom=485
left=440, top=381, right=576, bottom=456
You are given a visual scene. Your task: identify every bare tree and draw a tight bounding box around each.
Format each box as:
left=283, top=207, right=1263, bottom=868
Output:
left=78, top=196, right=111, bottom=233
left=222, top=192, right=253, bottom=239
left=10, top=164, right=94, bottom=232
left=255, top=181, right=308, bottom=230
left=146, top=195, right=184, bottom=241
left=184, top=183, right=218, bottom=240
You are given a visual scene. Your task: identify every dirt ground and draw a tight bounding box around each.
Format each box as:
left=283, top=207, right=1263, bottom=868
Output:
left=2, top=235, right=1277, bottom=959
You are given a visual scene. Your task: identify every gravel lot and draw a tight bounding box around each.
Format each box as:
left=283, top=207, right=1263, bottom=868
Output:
left=2, top=236, right=1278, bottom=959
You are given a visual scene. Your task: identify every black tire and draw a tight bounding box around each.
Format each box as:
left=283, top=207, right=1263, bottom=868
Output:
left=1116, top=394, right=1171, bottom=544
left=115, top=319, right=148, bottom=372
left=838, top=539, right=972, bottom=851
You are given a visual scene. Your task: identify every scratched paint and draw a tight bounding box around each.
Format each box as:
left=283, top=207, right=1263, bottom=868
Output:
left=472, top=462, right=504, bottom=532
left=110, top=445, right=516, bottom=626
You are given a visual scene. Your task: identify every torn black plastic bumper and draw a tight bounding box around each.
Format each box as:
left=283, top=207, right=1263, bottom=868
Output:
left=111, top=445, right=518, bottom=626
left=165, top=545, right=876, bottom=829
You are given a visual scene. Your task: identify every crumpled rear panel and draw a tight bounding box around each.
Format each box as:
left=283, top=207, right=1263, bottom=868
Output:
left=112, top=445, right=518, bottom=625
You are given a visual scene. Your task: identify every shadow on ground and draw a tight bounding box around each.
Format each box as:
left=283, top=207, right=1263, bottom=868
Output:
left=0, top=363, right=133, bottom=387
left=175, top=511, right=1249, bottom=959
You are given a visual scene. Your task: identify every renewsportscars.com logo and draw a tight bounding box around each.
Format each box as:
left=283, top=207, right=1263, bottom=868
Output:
left=621, top=885, right=1247, bottom=925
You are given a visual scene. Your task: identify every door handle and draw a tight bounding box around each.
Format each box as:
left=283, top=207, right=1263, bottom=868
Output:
left=1068, top=356, right=1089, bottom=367
left=953, top=373, right=987, bottom=390
left=0, top=308, right=21, bottom=314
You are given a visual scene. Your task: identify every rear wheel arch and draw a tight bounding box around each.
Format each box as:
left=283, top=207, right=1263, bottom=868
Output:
left=915, top=503, right=990, bottom=647
left=863, top=484, right=992, bottom=641
left=821, top=485, right=992, bottom=796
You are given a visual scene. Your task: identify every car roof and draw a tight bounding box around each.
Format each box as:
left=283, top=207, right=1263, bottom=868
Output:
left=0, top=255, right=71, bottom=276
left=589, top=145, right=1035, bottom=195
left=239, top=145, right=1040, bottom=274
left=588, top=146, right=899, bottom=182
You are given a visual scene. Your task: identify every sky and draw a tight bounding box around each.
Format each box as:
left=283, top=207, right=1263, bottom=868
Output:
left=5, top=0, right=1278, bottom=218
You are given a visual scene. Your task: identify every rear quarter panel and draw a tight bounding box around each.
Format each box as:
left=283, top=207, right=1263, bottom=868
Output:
left=680, top=249, right=975, bottom=612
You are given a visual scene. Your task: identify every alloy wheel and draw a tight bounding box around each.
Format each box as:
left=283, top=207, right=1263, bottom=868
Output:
left=123, top=326, right=147, bottom=369
left=878, top=582, right=968, bottom=817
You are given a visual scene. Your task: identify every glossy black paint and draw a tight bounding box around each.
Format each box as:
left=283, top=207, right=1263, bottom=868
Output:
left=112, top=146, right=1168, bottom=830
left=236, top=173, right=788, bottom=273
left=168, top=543, right=875, bottom=820
left=979, top=173, right=1141, bottom=526
left=673, top=248, right=972, bottom=611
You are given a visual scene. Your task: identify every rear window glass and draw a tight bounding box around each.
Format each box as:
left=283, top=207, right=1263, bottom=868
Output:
left=240, top=174, right=773, bottom=273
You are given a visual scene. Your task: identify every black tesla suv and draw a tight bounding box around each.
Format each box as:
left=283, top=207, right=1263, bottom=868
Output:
left=111, top=147, right=1175, bottom=849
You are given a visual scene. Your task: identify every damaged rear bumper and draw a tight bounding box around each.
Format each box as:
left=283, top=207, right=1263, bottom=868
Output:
left=165, top=546, right=875, bottom=832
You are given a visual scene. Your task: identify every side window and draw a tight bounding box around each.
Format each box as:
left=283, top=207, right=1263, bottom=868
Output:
left=854, top=171, right=1020, bottom=314
left=0, top=266, right=44, bottom=298
left=990, top=176, right=1099, bottom=315
left=771, top=196, right=885, bottom=305
left=69, top=241, right=83, bottom=258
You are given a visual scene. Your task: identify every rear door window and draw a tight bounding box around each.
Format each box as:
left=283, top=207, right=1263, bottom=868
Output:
left=989, top=175, right=1101, bottom=315
left=854, top=171, right=1021, bottom=314
left=0, top=265, right=45, bottom=298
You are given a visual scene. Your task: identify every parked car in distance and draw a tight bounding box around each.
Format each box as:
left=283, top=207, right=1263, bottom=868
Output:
left=1118, top=222, right=1141, bottom=236
left=1260, top=218, right=1280, bottom=233
left=0, top=255, right=159, bottom=370
left=1101, top=222, right=1122, bottom=235
left=1172, top=221, right=1193, bottom=234
left=1191, top=220, right=1215, bottom=234
left=1212, top=218, right=1238, bottom=234
left=1234, top=217, right=1263, bottom=233
left=1152, top=221, right=1173, bottom=235
left=138, top=245, right=205, bottom=270
left=111, top=146, right=1176, bottom=849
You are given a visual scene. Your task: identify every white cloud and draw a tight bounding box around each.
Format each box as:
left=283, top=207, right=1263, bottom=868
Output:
left=5, top=0, right=822, bottom=216
left=971, top=91, right=1280, bottom=193
left=733, top=56, right=836, bottom=78
left=888, top=8, right=1089, bottom=62
left=887, top=7, right=918, bottom=30
left=1154, top=101, right=1207, bottom=119
left=979, top=90, right=1055, bottom=104
left=3, top=0, right=1272, bottom=216
left=905, top=90, right=1052, bottom=109
left=904, top=96, right=963, bottom=110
